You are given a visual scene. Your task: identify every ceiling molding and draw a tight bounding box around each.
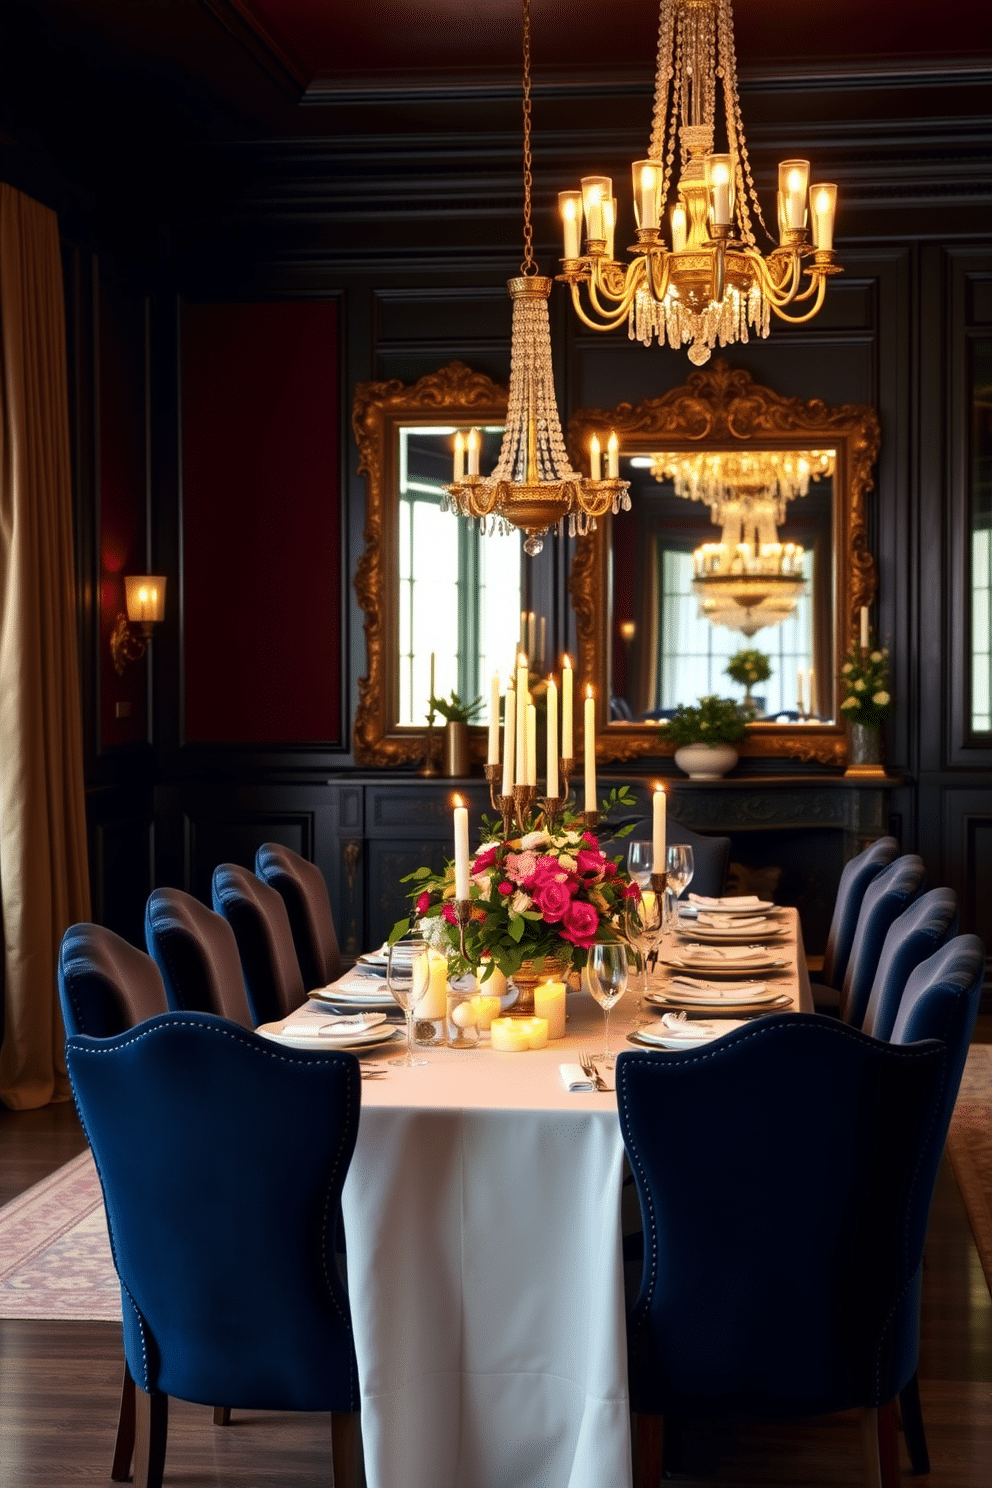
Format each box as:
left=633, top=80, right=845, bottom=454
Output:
left=198, top=0, right=308, bottom=99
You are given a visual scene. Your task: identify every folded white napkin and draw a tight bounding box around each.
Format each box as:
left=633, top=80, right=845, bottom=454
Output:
left=689, top=894, right=763, bottom=909
left=314, top=971, right=392, bottom=997
left=665, top=978, right=769, bottom=997
left=559, top=1063, right=596, bottom=1092
left=282, top=1012, right=388, bottom=1038
left=678, top=944, right=769, bottom=962
left=644, top=1013, right=715, bottom=1040
left=696, top=913, right=772, bottom=931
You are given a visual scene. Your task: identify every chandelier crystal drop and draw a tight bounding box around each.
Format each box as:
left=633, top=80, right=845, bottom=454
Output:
left=649, top=447, right=835, bottom=522
left=443, top=0, right=629, bottom=555
left=557, top=0, right=841, bottom=365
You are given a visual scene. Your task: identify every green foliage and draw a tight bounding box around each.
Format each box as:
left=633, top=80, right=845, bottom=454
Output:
left=839, top=640, right=892, bottom=727
left=725, top=648, right=772, bottom=688
left=665, top=695, right=748, bottom=747
left=428, top=689, right=485, bottom=725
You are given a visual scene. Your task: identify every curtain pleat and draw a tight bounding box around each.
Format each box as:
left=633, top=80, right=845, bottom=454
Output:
left=0, top=183, right=91, bottom=1109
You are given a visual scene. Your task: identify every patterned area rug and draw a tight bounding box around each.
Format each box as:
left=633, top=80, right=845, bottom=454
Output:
left=946, top=1044, right=992, bottom=1297
left=0, top=1149, right=120, bottom=1321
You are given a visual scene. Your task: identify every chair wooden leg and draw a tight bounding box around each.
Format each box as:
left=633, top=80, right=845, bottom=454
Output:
left=861, top=1408, right=883, bottom=1488
left=631, top=1412, right=664, bottom=1488
left=111, top=1364, right=135, bottom=1482
left=133, top=1388, right=168, bottom=1488
left=878, top=1400, right=901, bottom=1488
left=331, top=1410, right=365, bottom=1488
left=899, top=1371, right=930, bottom=1474
left=213, top=1406, right=232, bottom=1425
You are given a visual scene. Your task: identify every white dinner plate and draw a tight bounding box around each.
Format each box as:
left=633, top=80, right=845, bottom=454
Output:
left=686, top=898, right=776, bottom=915
left=677, top=924, right=790, bottom=945
left=646, top=990, right=793, bottom=1013
left=661, top=950, right=790, bottom=976
left=309, top=986, right=396, bottom=1008
left=257, top=1022, right=401, bottom=1053
left=626, top=1018, right=748, bottom=1050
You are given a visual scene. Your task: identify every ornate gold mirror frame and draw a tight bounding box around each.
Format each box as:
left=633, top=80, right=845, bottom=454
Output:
left=352, top=361, right=508, bottom=767
left=566, top=361, right=880, bottom=766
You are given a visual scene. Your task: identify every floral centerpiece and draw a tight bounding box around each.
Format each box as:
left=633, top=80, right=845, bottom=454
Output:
left=665, top=695, right=748, bottom=747
left=389, top=787, right=638, bottom=986
left=725, top=648, right=771, bottom=715
left=839, top=642, right=892, bottom=727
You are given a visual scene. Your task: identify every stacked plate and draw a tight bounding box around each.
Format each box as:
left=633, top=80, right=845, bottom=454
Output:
left=661, top=945, right=789, bottom=976
left=678, top=913, right=789, bottom=945
left=647, top=979, right=793, bottom=1016
left=257, top=1012, right=401, bottom=1053
left=627, top=1016, right=749, bottom=1051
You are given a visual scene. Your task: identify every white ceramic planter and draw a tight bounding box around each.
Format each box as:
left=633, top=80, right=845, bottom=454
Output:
left=673, top=742, right=739, bottom=780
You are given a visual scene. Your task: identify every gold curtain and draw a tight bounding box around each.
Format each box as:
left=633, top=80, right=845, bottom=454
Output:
left=0, top=184, right=91, bottom=1109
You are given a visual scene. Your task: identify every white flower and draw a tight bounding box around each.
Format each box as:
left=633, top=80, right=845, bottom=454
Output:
left=557, top=853, right=577, bottom=871
left=841, top=696, right=859, bottom=711
left=471, top=872, right=492, bottom=898
left=854, top=679, right=866, bottom=692
left=872, top=690, right=890, bottom=706
left=510, top=890, right=533, bottom=915
left=870, top=650, right=883, bottom=664
left=841, top=662, right=853, bottom=675
left=419, top=916, right=450, bottom=952
left=520, top=830, right=549, bottom=851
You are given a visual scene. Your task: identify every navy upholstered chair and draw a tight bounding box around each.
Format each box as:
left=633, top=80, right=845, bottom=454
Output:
left=840, top=854, right=926, bottom=1028
left=616, top=1016, right=948, bottom=1488
left=885, top=933, right=986, bottom=1475
left=65, top=1012, right=364, bottom=1488
left=211, top=863, right=306, bottom=1025
left=144, top=888, right=253, bottom=1029
left=58, top=924, right=167, bottom=1039
left=619, top=819, right=731, bottom=900
left=860, top=887, right=958, bottom=1041
left=810, top=835, right=899, bottom=1011
left=255, top=842, right=342, bottom=990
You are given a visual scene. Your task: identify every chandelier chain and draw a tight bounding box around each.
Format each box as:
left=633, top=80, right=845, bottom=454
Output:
left=520, top=0, right=536, bottom=276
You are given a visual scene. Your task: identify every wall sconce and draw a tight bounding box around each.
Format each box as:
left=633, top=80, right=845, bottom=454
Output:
left=110, top=576, right=166, bottom=675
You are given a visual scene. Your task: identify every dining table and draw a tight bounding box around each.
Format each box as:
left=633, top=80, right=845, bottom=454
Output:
left=266, top=907, right=813, bottom=1488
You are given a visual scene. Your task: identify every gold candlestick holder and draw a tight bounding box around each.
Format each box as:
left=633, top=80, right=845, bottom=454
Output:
left=582, top=809, right=601, bottom=831
left=559, top=757, right=573, bottom=806
left=539, top=792, right=567, bottom=835
left=650, top=872, right=668, bottom=895
left=495, top=795, right=517, bottom=839
left=512, top=784, right=537, bottom=834
left=419, top=721, right=439, bottom=777
left=454, top=898, right=473, bottom=963
left=484, top=763, right=504, bottom=813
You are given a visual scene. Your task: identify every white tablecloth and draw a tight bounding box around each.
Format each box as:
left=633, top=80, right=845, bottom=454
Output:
left=279, top=911, right=809, bottom=1488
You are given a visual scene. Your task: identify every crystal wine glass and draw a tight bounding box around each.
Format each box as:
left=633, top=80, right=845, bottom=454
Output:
left=387, top=938, right=431, bottom=1067
left=665, top=844, right=695, bottom=930
left=586, top=943, right=628, bottom=1065
left=626, top=891, right=662, bottom=1013
left=626, top=840, right=654, bottom=889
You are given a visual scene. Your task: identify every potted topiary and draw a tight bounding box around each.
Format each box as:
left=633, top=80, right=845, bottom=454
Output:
left=725, top=647, right=772, bottom=717
left=665, top=695, right=748, bottom=779
left=429, top=689, right=484, bottom=777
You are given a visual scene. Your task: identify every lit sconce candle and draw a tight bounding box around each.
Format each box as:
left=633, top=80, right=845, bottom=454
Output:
left=526, top=703, right=537, bottom=787
left=860, top=605, right=869, bottom=651
left=652, top=784, right=666, bottom=875
left=562, top=655, right=573, bottom=758
left=607, top=431, right=619, bottom=480
left=488, top=673, right=501, bottom=765
left=546, top=674, right=559, bottom=799
left=779, top=160, right=809, bottom=230
left=671, top=202, right=687, bottom=253
left=534, top=980, right=566, bottom=1040
left=706, top=153, right=733, bottom=226
left=590, top=431, right=602, bottom=480
left=584, top=685, right=597, bottom=812
left=559, top=190, right=582, bottom=259
left=453, top=431, right=465, bottom=482
left=633, top=160, right=658, bottom=230
left=453, top=795, right=470, bottom=901
left=501, top=684, right=516, bottom=797
left=811, top=183, right=837, bottom=251
left=466, top=427, right=480, bottom=476
left=808, top=668, right=815, bottom=716
left=602, top=196, right=617, bottom=260
left=580, top=175, right=611, bottom=243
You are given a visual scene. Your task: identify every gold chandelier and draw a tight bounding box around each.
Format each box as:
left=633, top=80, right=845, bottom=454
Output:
left=692, top=529, right=807, bottom=637
left=556, top=0, right=841, bottom=366
left=647, top=448, right=835, bottom=521
left=444, top=0, right=629, bottom=555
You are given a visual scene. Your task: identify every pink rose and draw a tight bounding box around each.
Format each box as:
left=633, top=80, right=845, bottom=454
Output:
left=582, top=831, right=598, bottom=848
left=575, top=848, right=606, bottom=879
left=473, top=845, right=499, bottom=874
left=531, top=878, right=573, bottom=922
left=603, top=861, right=617, bottom=879
left=442, top=903, right=457, bottom=925
left=416, top=890, right=431, bottom=914
left=498, top=880, right=514, bottom=896
left=506, top=850, right=538, bottom=884
left=560, top=900, right=600, bottom=947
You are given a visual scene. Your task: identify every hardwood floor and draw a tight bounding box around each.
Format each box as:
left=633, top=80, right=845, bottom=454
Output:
left=1, top=1025, right=990, bottom=1486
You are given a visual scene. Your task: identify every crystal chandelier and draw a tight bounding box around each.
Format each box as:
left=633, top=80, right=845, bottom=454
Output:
left=443, top=0, right=629, bottom=556
left=648, top=448, right=835, bottom=521
left=692, top=525, right=807, bottom=637
left=556, top=0, right=841, bottom=366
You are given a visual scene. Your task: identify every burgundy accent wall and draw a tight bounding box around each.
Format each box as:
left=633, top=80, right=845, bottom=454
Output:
left=181, top=301, right=341, bottom=744
left=99, top=276, right=148, bottom=749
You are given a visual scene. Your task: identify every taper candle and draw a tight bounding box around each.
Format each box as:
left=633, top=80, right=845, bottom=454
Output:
left=516, top=652, right=528, bottom=784
left=590, top=432, right=601, bottom=480
left=488, top=673, right=500, bottom=764
left=607, top=431, right=619, bottom=479
left=453, top=796, right=470, bottom=901
left=562, top=655, right=573, bottom=757
left=584, top=686, right=596, bottom=812
left=808, top=668, right=815, bottom=717
left=652, top=785, right=666, bottom=874
left=546, top=676, right=559, bottom=799
left=466, top=427, right=480, bottom=476
left=501, top=684, right=516, bottom=797
left=526, top=704, right=537, bottom=787
left=453, top=431, right=464, bottom=482
left=860, top=605, right=869, bottom=651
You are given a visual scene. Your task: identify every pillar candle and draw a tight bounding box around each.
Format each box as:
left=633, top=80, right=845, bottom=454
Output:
left=534, top=980, right=566, bottom=1039
left=490, top=1018, right=532, bottom=1053
left=472, top=995, right=502, bottom=1030
left=652, top=786, right=666, bottom=874
left=479, top=962, right=507, bottom=1001
left=584, top=687, right=597, bottom=812
left=562, top=656, right=573, bottom=758
left=501, top=685, right=515, bottom=797
left=546, top=676, right=558, bottom=799
left=420, top=951, right=448, bottom=1020
left=526, top=704, right=537, bottom=787
left=487, top=674, right=500, bottom=764
left=453, top=796, right=470, bottom=900
left=516, top=652, right=528, bottom=784
left=860, top=605, right=869, bottom=651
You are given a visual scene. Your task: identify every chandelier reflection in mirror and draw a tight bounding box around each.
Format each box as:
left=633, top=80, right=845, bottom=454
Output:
left=443, top=0, right=629, bottom=556
left=639, top=447, right=835, bottom=636
left=556, top=0, right=841, bottom=366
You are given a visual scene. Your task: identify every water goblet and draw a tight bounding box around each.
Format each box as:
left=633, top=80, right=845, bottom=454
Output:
left=626, top=840, right=654, bottom=889
left=387, top=938, right=431, bottom=1067
left=586, top=943, right=628, bottom=1066
left=626, top=892, right=662, bottom=1012
left=665, top=844, right=695, bottom=930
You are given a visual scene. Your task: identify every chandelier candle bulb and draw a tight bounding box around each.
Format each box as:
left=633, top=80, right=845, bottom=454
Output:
left=526, top=704, right=537, bottom=787
left=466, top=427, right=480, bottom=476
left=652, top=785, right=666, bottom=875
left=453, top=797, right=471, bottom=902
left=453, top=431, right=465, bottom=482
left=779, top=161, right=810, bottom=230
left=488, top=674, right=501, bottom=765
left=603, top=197, right=617, bottom=260
left=559, top=191, right=582, bottom=259
left=607, top=432, right=619, bottom=480
left=546, top=676, right=559, bottom=800
left=580, top=176, right=610, bottom=244
left=812, top=184, right=836, bottom=251
left=634, top=161, right=659, bottom=230
left=533, top=980, right=566, bottom=1040
left=562, top=655, right=573, bottom=757
left=861, top=605, right=869, bottom=651
left=584, top=686, right=597, bottom=812
left=589, top=432, right=602, bottom=480
left=706, top=154, right=732, bottom=225
left=502, top=684, right=516, bottom=798
left=671, top=202, right=687, bottom=253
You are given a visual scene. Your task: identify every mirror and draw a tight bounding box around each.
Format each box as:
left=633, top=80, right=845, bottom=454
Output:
left=566, top=361, right=880, bottom=765
left=352, top=361, right=511, bottom=767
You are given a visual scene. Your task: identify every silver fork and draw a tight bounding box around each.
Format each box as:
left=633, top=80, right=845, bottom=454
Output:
left=578, top=1050, right=608, bottom=1092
